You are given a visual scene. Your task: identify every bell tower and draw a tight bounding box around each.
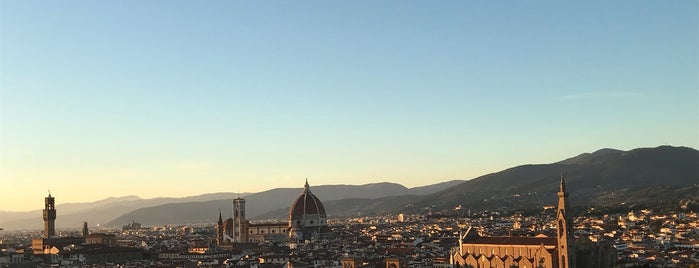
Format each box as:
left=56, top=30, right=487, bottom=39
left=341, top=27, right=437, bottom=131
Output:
left=556, top=175, right=575, bottom=268
left=233, top=197, right=246, bottom=243
left=43, top=192, right=56, bottom=238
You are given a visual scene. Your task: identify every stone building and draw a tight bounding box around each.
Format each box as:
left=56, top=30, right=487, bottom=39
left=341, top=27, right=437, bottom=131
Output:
left=288, top=179, right=330, bottom=241
left=217, top=179, right=329, bottom=245
left=452, top=176, right=617, bottom=268
left=43, top=192, right=56, bottom=238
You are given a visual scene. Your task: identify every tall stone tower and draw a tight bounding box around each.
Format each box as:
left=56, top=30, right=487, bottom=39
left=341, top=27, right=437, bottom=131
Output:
left=82, top=222, right=89, bottom=237
left=43, top=192, right=56, bottom=238
left=232, top=197, right=246, bottom=243
left=556, top=175, right=575, bottom=268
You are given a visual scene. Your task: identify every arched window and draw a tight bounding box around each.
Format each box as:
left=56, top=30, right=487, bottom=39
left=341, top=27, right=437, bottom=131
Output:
left=558, top=220, right=564, bottom=237
left=561, top=256, right=565, bottom=268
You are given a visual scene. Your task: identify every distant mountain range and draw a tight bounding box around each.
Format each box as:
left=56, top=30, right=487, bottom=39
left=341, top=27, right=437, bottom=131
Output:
left=0, top=193, right=249, bottom=231
left=0, top=180, right=463, bottom=230
left=256, top=146, right=698, bottom=219
left=2, top=146, right=697, bottom=230
left=106, top=180, right=465, bottom=226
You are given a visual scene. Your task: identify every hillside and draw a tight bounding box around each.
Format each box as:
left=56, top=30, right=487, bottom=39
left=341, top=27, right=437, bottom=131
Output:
left=0, top=192, right=246, bottom=230
left=255, top=195, right=419, bottom=220
left=112, top=146, right=698, bottom=224
left=107, top=181, right=463, bottom=226
left=415, top=146, right=699, bottom=212
left=7, top=146, right=696, bottom=229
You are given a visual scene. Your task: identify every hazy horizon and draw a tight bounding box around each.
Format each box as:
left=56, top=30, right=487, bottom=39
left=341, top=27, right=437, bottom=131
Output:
left=2, top=144, right=695, bottom=212
left=1, top=1, right=697, bottom=211
left=1, top=177, right=464, bottom=212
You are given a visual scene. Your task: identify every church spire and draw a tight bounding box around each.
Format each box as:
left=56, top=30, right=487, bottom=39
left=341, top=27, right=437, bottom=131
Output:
left=556, top=174, right=574, bottom=268
left=560, top=173, right=566, bottom=193
left=216, top=209, right=224, bottom=246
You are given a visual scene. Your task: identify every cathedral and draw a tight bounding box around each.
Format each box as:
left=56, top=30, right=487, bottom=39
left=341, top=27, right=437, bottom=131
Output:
left=452, top=176, right=617, bottom=268
left=288, top=179, right=331, bottom=241
left=216, top=179, right=329, bottom=245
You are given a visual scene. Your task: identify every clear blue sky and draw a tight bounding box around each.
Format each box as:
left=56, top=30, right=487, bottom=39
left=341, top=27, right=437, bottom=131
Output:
left=1, top=1, right=697, bottom=211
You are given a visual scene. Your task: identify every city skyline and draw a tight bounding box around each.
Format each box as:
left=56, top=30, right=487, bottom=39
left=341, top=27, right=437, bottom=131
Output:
left=1, top=1, right=698, bottom=211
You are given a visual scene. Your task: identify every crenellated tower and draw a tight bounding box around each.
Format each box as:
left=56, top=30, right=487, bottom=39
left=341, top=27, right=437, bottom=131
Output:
left=556, top=175, right=575, bottom=268
left=43, top=192, right=56, bottom=238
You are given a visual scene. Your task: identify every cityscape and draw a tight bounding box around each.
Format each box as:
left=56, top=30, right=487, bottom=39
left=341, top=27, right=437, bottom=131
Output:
left=1, top=146, right=699, bottom=267
left=1, top=1, right=698, bottom=268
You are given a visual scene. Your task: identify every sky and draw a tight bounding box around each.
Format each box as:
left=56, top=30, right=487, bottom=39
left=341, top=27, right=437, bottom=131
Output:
left=0, top=1, right=697, bottom=211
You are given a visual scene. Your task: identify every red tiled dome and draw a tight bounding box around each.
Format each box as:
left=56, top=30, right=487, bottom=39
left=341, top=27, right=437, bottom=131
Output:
left=289, top=181, right=326, bottom=220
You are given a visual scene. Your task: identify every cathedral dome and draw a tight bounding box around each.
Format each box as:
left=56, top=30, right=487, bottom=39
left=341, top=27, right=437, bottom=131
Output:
left=289, top=180, right=326, bottom=221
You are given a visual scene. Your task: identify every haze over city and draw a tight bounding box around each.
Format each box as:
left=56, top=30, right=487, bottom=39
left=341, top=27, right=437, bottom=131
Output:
left=1, top=1, right=697, bottom=211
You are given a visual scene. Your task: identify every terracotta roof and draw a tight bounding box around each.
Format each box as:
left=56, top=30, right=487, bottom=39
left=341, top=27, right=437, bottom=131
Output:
left=289, top=181, right=326, bottom=220
left=289, top=192, right=326, bottom=218
left=462, top=236, right=557, bottom=246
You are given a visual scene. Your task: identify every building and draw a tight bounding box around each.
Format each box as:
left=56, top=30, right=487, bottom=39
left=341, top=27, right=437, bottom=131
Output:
left=84, top=233, right=117, bottom=246
left=216, top=179, right=330, bottom=245
left=32, top=194, right=129, bottom=255
left=43, top=192, right=56, bottom=238
left=82, top=222, right=89, bottom=237
left=32, top=192, right=86, bottom=255
left=216, top=200, right=289, bottom=245
left=32, top=237, right=85, bottom=255
left=452, top=176, right=617, bottom=268
left=289, top=179, right=330, bottom=241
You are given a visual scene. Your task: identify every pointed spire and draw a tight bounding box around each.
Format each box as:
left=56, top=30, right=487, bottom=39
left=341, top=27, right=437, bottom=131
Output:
left=304, top=178, right=310, bottom=193
left=559, top=173, right=566, bottom=193
left=48, top=189, right=51, bottom=198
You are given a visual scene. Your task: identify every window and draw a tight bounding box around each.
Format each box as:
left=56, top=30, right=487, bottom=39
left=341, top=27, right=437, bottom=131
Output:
left=558, top=220, right=564, bottom=237
left=310, top=220, right=314, bottom=224
left=561, top=256, right=565, bottom=268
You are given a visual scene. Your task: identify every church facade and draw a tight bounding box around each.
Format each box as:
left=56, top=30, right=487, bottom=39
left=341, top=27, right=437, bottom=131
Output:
left=216, top=180, right=329, bottom=245
left=452, top=177, right=617, bottom=268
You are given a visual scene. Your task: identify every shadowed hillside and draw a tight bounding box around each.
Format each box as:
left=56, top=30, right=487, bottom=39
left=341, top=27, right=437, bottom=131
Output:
left=416, top=146, right=699, bottom=212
